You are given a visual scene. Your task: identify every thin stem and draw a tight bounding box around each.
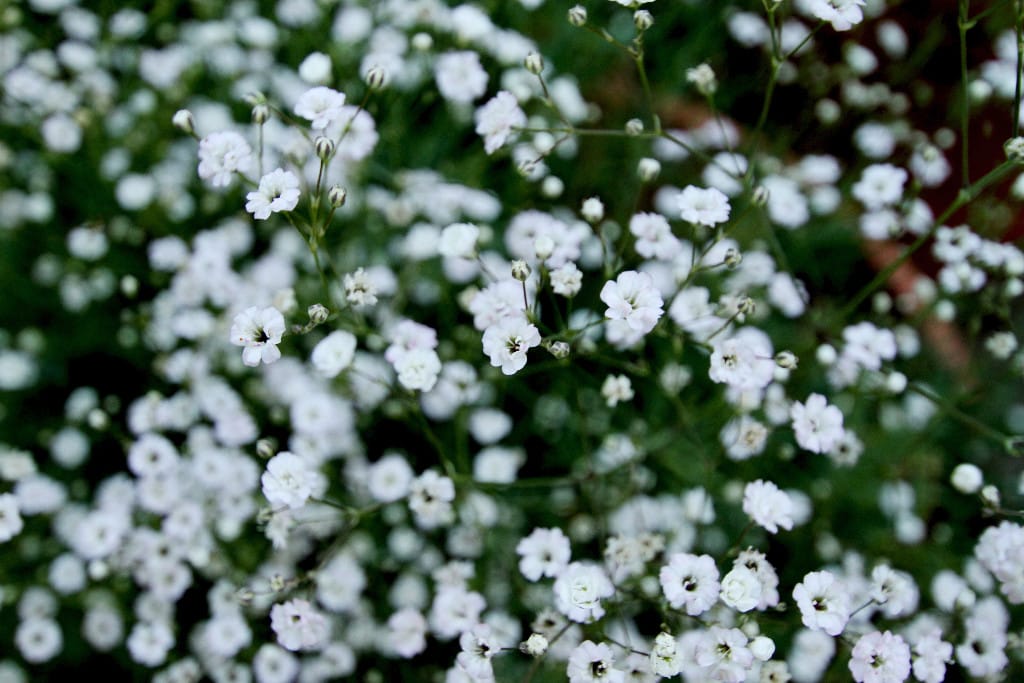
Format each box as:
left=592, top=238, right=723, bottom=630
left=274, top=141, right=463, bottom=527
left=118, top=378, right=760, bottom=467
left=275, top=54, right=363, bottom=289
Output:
left=839, top=160, right=1016, bottom=319
left=1015, top=0, right=1024, bottom=137
left=959, top=0, right=971, bottom=188
left=909, top=382, right=1010, bottom=447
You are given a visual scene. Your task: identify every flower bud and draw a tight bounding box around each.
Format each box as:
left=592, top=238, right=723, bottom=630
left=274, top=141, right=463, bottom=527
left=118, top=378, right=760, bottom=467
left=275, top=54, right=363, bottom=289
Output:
left=307, top=303, right=329, bottom=324
left=172, top=109, right=195, bottom=135
left=686, top=63, right=718, bottom=97
left=950, top=463, right=983, bottom=494
left=637, top=157, right=661, bottom=182
left=1006, top=136, right=1024, bottom=164
left=981, top=484, right=1000, bottom=508
left=568, top=5, right=587, bottom=26
left=251, top=100, right=270, bottom=124
left=750, top=636, right=775, bottom=661
left=534, top=234, right=555, bottom=261
left=724, top=248, right=742, bottom=268
left=581, top=197, right=604, bottom=223
left=328, top=185, right=347, bottom=208
left=511, top=259, right=531, bottom=282
left=314, top=136, right=336, bottom=161
left=411, top=32, right=433, bottom=51
left=775, top=350, right=798, bottom=369
left=737, top=295, right=756, bottom=315
left=521, top=633, right=549, bottom=656
left=547, top=340, right=570, bottom=359
left=634, top=10, right=654, bottom=31
left=752, top=185, right=770, bottom=206
left=365, top=65, right=388, bottom=90
left=524, top=51, right=544, bottom=75
left=256, top=439, right=276, bottom=460
left=625, top=118, right=644, bottom=136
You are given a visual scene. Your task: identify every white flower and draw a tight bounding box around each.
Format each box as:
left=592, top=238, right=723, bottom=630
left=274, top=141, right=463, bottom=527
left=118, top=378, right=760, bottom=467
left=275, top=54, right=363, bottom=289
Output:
left=629, top=212, right=681, bottom=260
left=791, top=393, right=846, bottom=453
left=436, top=51, right=488, bottom=104
left=197, top=131, right=254, bottom=187
left=343, top=267, right=378, bottom=307
left=408, top=470, right=456, bottom=529
left=516, top=527, right=571, bottom=581
left=475, top=91, right=526, bottom=154
left=912, top=629, right=952, bottom=683
left=793, top=570, right=851, bottom=636
left=311, top=330, right=357, bottom=378
left=808, top=0, right=867, bottom=32
left=678, top=185, right=731, bottom=226
left=551, top=262, right=583, bottom=297
left=456, top=624, right=498, bottom=681
left=659, top=553, right=720, bottom=616
left=742, top=479, right=794, bottom=534
left=554, top=562, right=615, bottom=623
left=439, top=222, right=480, bottom=259
left=849, top=630, right=911, bottom=683
left=649, top=632, right=683, bottom=678
left=367, top=453, right=414, bottom=503
left=567, top=641, right=624, bottom=683
left=230, top=306, right=286, bottom=367
left=261, top=451, right=323, bottom=510
left=694, top=626, right=754, bottom=682
left=482, top=317, right=541, bottom=375
left=601, top=375, right=634, bottom=407
left=294, top=86, right=346, bottom=129
left=0, top=492, right=25, bottom=543
left=600, top=270, right=664, bottom=334
left=394, top=348, right=442, bottom=392
left=15, top=618, right=62, bottom=663
left=270, top=599, right=329, bottom=651
left=708, top=333, right=775, bottom=391
left=246, top=168, right=301, bottom=220
left=387, top=608, right=428, bottom=658
left=719, top=566, right=763, bottom=612
left=852, top=163, right=908, bottom=210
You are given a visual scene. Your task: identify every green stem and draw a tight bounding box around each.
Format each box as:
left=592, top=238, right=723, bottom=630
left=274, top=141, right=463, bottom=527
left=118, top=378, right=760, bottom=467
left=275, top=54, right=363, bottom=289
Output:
left=1015, top=0, right=1024, bottom=137
left=909, top=383, right=1010, bottom=447
left=959, top=0, right=971, bottom=188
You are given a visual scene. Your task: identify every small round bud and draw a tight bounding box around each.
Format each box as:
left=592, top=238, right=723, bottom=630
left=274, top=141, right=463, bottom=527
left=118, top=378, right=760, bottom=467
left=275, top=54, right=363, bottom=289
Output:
left=269, top=574, right=287, bottom=592
left=88, top=560, right=109, bottom=581
left=950, top=463, right=983, bottom=494
left=885, top=371, right=907, bottom=394
left=686, top=63, right=718, bottom=97
left=625, top=118, right=644, bottom=136
left=524, top=51, right=544, bottom=76
left=87, top=409, right=108, bottom=431
left=750, top=636, right=775, bottom=662
left=534, top=234, right=555, bottom=260
left=411, top=32, right=433, bottom=51
left=172, top=109, right=195, bottom=135
left=634, top=10, right=654, bottom=31
left=775, top=350, right=798, bottom=370
left=815, top=98, right=841, bottom=125
left=980, top=484, right=1000, bottom=508
left=511, top=259, right=531, bottom=282
left=954, top=588, right=976, bottom=611
left=120, top=275, right=138, bottom=297
left=568, top=5, right=587, bottom=26
left=581, top=196, right=604, bottom=223
left=548, top=340, right=570, bottom=359
left=252, top=103, right=270, bottom=125
left=314, top=136, right=336, bottom=161
left=365, top=65, right=388, bottom=90
left=521, top=633, right=549, bottom=657
left=516, top=158, right=538, bottom=178
left=328, top=185, right=347, bottom=208
left=235, top=588, right=255, bottom=606
left=256, top=439, right=276, bottom=460
left=1006, top=137, right=1024, bottom=164
left=723, top=248, right=742, bottom=268
left=637, top=157, right=661, bottom=182
left=737, top=296, right=755, bottom=315
left=816, top=343, right=837, bottom=366
left=307, top=303, right=329, bottom=324
left=541, top=175, right=564, bottom=198
left=752, top=185, right=770, bottom=206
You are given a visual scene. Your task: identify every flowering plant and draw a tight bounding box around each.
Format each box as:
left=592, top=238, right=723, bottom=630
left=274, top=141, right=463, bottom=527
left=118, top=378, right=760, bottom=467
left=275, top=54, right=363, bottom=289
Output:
left=1, top=0, right=1024, bottom=681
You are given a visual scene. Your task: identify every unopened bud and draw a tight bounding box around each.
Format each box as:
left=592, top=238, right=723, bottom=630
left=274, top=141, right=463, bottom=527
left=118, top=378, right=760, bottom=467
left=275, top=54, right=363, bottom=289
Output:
left=686, top=63, right=718, bottom=97
left=625, top=118, right=644, bottom=136
left=634, top=10, right=654, bottom=31
left=235, top=588, right=255, bottom=606
left=547, top=340, right=571, bottom=359
left=252, top=103, right=271, bottom=125
left=524, top=51, right=544, bottom=75
left=737, top=296, right=756, bottom=315
left=307, top=303, right=329, bottom=324
left=581, top=196, right=604, bottom=223
left=1006, top=137, right=1024, bottom=164
left=314, top=136, right=335, bottom=160
left=981, top=484, right=1001, bottom=509
left=328, top=185, right=347, bottom=208
left=568, top=5, right=587, bottom=27
left=637, top=157, right=661, bottom=182
left=172, top=109, right=195, bottom=135
left=269, top=574, right=287, bottom=592
left=516, top=159, right=537, bottom=178
left=534, top=234, right=555, bottom=261
left=511, top=259, right=531, bottom=282
left=723, top=248, right=742, bottom=268
left=365, top=65, right=388, bottom=90
left=256, top=439, right=276, bottom=459
left=411, top=32, right=433, bottom=52
left=775, top=350, right=798, bottom=369
left=752, top=185, right=770, bottom=206
left=521, top=633, right=549, bottom=656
